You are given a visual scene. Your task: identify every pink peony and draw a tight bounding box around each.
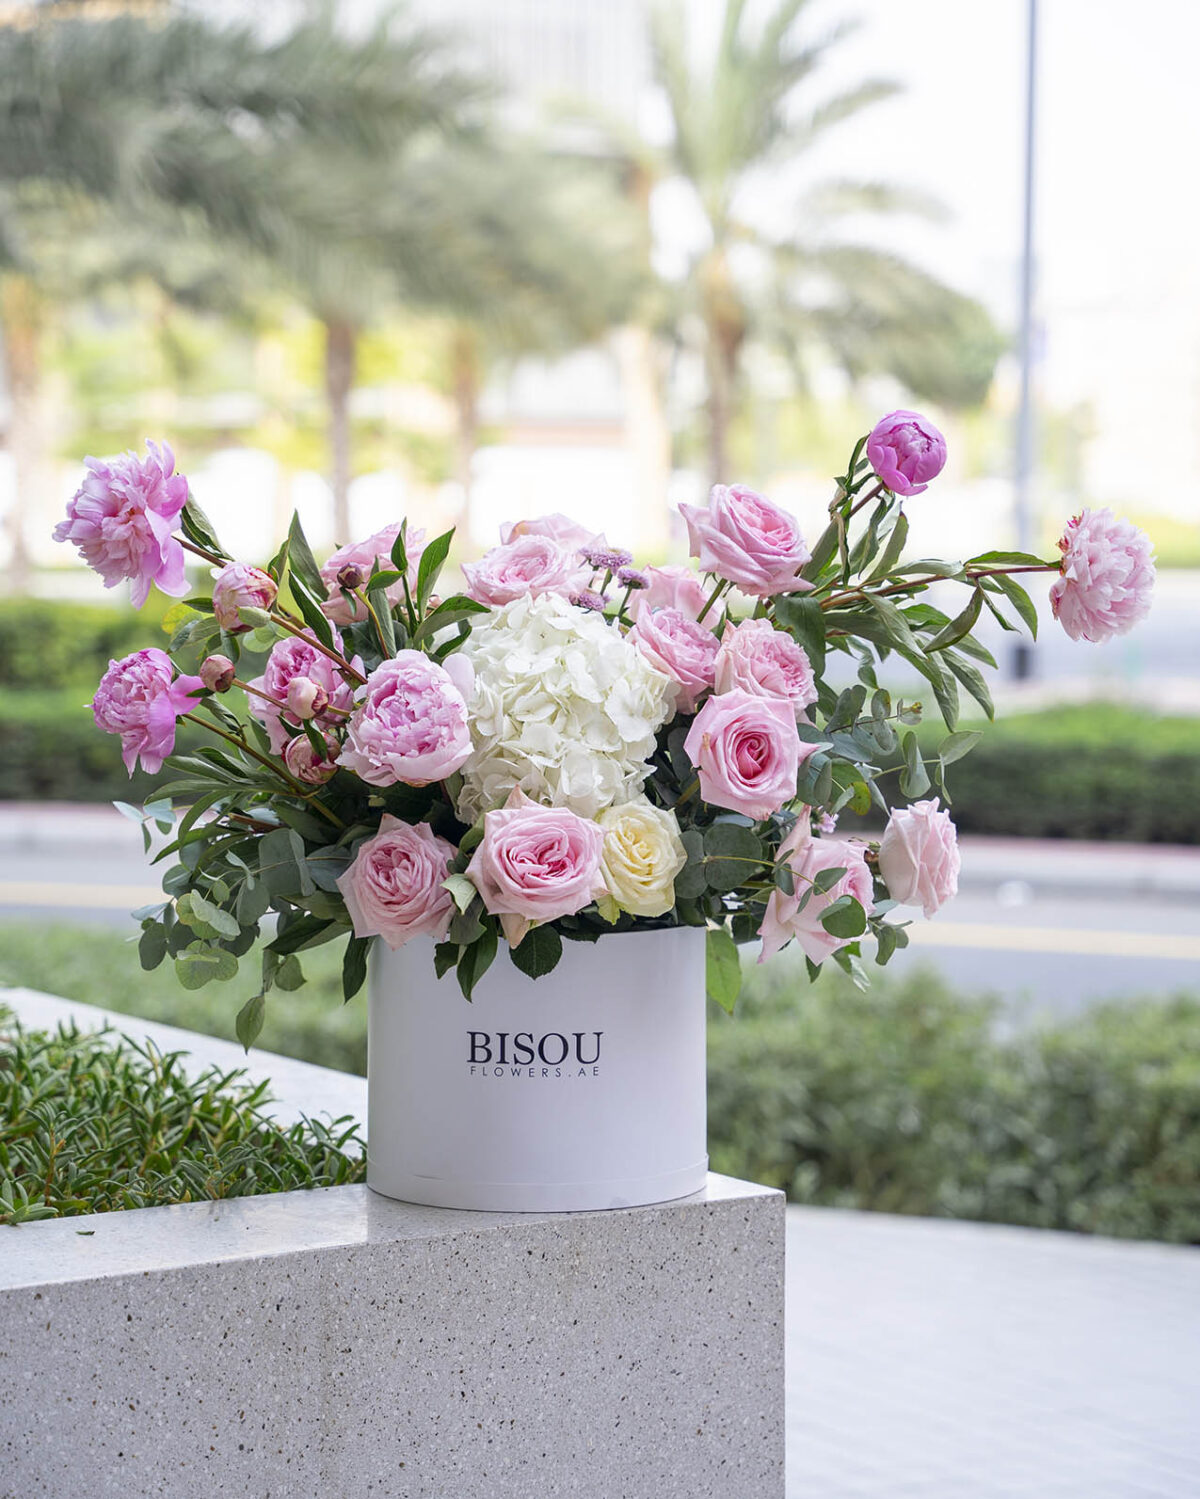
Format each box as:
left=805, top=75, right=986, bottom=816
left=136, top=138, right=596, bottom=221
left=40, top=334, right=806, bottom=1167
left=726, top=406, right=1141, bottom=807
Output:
left=461, top=535, right=585, bottom=607
left=1049, top=508, right=1155, bottom=643
left=466, top=788, right=605, bottom=948
left=630, top=606, right=719, bottom=713
left=53, top=441, right=189, bottom=609
left=499, top=513, right=600, bottom=551
left=759, top=820, right=874, bottom=964
left=629, top=564, right=709, bottom=622
left=247, top=629, right=359, bottom=754
left=91, top=648, right=202, bottom=776
left=683, top=690, right=811, bottom=821
left=866, top=410, right=947, bottom=497
left=199, top=654, right=235, bottom=693
left=283, top=730, right=340, bottom=786
left=713, top=618, right=817, bottom=719
left=679, top=484, right=812, bottom=597
left=336, top=815, right=456, bottom=950
left=337, top=650, right=472, bottom=788
left=878, top=799, right=960, bottom=918
left=320, top=523, right=425, bottom=627
left=212, top=563, right=278, bottom=632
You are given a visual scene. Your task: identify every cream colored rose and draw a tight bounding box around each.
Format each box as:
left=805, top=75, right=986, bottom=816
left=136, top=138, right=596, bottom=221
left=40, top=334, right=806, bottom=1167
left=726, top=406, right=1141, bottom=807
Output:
left=597, top=801, right=687, bottom=918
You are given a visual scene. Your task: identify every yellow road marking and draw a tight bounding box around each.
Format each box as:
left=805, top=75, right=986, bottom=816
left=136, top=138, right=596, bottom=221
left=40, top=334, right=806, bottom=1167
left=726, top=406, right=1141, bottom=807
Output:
left=0, top=882, right=162, bottom=910
left=905, top=920, right=1200, bottom=963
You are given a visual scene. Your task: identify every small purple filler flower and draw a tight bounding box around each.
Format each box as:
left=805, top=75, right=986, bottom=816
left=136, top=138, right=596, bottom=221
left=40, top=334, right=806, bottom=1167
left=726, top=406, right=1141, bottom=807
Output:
left=54, top=441, right=189, bottom=608
left=581, top=545, right=633, bottom=572
left=616, top=566, right=648, bottom=590
left=866, top=411, right=947, bottom=497
left=569, top=590, right=609, bottom=612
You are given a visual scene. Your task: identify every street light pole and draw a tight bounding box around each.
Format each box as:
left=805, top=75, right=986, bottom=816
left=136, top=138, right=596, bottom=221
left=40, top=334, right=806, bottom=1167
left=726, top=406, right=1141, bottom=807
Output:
left=1013, top=0, right=1039, bottom=680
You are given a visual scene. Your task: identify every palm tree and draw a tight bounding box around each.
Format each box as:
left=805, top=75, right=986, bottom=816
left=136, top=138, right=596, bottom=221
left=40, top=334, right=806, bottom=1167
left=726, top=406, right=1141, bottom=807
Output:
left=651, top=0, right=1002, bottom=485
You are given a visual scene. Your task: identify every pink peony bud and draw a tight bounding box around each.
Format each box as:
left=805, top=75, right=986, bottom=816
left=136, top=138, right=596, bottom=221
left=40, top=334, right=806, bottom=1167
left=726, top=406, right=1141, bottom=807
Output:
left=866, top=411, right=947, bottom=497
left=1049, top=508, right=1155, bottom=643
left=286, top=676, right=329, bottom=720
left=200, top=654, right=236, bottom=693
left=211, top=562, right=278, bottom=633
left=336, top=563, right=365, bottom=592
left=283, top=731, right=340, bottom=786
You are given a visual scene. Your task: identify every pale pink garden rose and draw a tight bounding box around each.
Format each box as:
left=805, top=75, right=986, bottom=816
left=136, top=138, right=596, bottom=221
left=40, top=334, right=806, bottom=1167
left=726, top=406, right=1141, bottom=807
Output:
left=630, top=606, right=719, bottom=713
left=866, top=410, right=947, bottom=497
left=759, top=820, right=875, bottom=964
left=461, top=534, right=585, bottom=607
left=53, top=441, right=189, bottom=609
left=679, top=484, right=812, bottom=598
left=629, top=564, right=709, bottom=622
left=466, top=787, right=606, bottom=947
left=338, top=650, right=473, bottom=788
left=878, top=799, right=960, bottom=918
left=91, top=648, right=203, bottom=776
left=1049, top=508, right=1155, bottom=643
left=320, top=523, right=426, bottom=627
left=336, top=814, right=456, bottom=949
left=500, top=513, right=601, bottom=552
left=283, top=730, right=340, bottom=786
left=683, top=690, right=812, bottom=821
left=211, top=563, right=278, bottom=633
left=713, top=618, right=817, bottom=719
left=247, top=629, right=360, bottom=754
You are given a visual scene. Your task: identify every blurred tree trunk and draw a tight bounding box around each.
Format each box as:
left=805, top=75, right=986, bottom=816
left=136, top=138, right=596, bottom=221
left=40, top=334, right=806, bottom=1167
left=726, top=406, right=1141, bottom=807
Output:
left=323, top=317, right=357, bottom=544
left=449, top=322, right=480, bottom=531
left=700, top=251, right=745, bottom=491
left=0, top=274, right=44, bottom=592
left=613, top=324, right=671, bottom=556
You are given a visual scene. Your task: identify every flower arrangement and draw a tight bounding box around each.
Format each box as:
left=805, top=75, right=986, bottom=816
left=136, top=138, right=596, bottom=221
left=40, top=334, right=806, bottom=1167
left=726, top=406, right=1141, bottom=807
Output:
left=53, top=416, right=1155, bottom=1045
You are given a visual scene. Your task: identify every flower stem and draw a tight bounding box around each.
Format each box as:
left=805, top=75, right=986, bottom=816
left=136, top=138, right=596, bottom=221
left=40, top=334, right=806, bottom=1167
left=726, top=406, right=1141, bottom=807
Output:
left=696, top=578, right=729, bottom=625
left=178, top=536, right=224, bottom=567
left=847, top=480, right=886, bottom=520
left=180, top=711, right=345, bottom=829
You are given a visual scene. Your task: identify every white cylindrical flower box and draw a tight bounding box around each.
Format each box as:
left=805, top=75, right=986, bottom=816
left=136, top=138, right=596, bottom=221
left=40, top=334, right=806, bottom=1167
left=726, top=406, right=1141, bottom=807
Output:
left=368, top=927, right=708, bottom=1212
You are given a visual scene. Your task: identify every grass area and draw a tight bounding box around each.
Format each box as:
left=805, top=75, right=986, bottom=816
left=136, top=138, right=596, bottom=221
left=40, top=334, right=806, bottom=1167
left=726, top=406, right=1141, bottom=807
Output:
left=0, top=1008, right=365, bottom=1225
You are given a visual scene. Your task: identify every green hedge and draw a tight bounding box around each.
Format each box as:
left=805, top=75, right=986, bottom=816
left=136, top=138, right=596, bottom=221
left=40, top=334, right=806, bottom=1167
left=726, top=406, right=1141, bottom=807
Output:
left=0, top=596, right=166, bottom=691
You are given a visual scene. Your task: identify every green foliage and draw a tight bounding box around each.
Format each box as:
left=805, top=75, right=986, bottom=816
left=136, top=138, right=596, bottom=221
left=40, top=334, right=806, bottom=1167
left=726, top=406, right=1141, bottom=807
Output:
left=0, top=597, right=163, bottom=690
left=0, top=1011, right=364, bottom=1224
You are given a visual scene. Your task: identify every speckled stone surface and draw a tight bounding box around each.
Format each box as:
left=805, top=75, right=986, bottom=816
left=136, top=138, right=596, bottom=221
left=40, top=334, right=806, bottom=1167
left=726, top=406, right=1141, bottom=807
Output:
left=0, top=1176, right=783, bottom=1498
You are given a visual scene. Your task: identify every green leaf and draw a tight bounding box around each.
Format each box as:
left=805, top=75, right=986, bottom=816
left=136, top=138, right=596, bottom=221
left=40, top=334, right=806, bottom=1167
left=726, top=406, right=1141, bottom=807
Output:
left=863, top=594, right=924, bottom=657
left=433, top=941, right=458, bottom=980
left=273, top=954, right=305, bottom=991
left=390, top=520, right=409, bottom=576
left=174, top=943, right=238, bottom=991
left=864, top=510, right=909, bottom=582
left=442, top=873, right=478, bottom=914
left=705, top=926, right=742, bottom=1015
left=287, top=511, right=327, bottom=599
left=874, top=921, right=899, bottom=966
left=703, top=823, right=764, bottom=892
left=966, top=549, right=1050, bottom=567
left=943, top=651, right=994, bottom=721
left=509, top=925, right=563, bottom=980
left=413, top=594, right=489, bottom=643
left=991, top=571, right=1040, bottom=639
left=259, top=827, right=312, bottom=898
left=235, top=993, right=266, bottom=1051
left=415, top=529, right=455, bottom=613
left=819, top=895, right=867, bottom=939
left=342, top=935, right=371, bottom=1003
left=457, top=925, right=498, bottom=1001
left=288, top=573, right=335, bottom=651
left=180, top=497, right=228, bottom=560
left=924, top=588, right=983, bottom=653
left=138, top=923, right=167, bottom=971
left=774, top=594, right=826, bottom=677
left=366, top=586, right=396, bottom=655
left=800, top=518, right=840, bottom=583
left=938, top=730, right=984, bottom=766
left=900, top=730, right=932, bottom=798
left=674, top=829, right=708, bottom=899
left=812, top=865, right=847, bottom=894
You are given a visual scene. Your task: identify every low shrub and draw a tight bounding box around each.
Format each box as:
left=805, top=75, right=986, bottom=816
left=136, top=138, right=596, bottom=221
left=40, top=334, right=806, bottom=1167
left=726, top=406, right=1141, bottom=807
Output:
left=0, top=596, right=165, bottom=691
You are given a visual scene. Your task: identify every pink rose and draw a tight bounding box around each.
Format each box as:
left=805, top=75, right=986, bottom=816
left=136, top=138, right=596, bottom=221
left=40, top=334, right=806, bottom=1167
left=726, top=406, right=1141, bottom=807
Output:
left=53, top=441, right=189, bottom=609
left=319, top=523, right=425, bottom=627
left=338, top=650, right=472, bottom=787
left=630, top=607, right=719, bottom=713
left=759, top=820, right=874, bottom=964
left=713, top=618, right=817, bottom=719
left=629, top=564, right=709, bottom=622
left=878, top=799, right=959, bottom=918
left=283, top=730, right=340, bottom=786
left=247, top=629, right=359, bottom=754
left=336, top=814, right=456, bottom=949
left=91, top=648, right=202, bottom=776
left=683, top=690, right=811, bottom=821
left=1049, top=508, right=1155, bottom=643
left=679, top=484, right=812, bottom=597
left=462, top=535, right=585, bottom=607
left=211, top=562, right=277, bottom=632
left=866, top=410, right=947, bottom=497
left=466, top=788, right=605, bottom=947
left=500, top=513, right=601, bottom=551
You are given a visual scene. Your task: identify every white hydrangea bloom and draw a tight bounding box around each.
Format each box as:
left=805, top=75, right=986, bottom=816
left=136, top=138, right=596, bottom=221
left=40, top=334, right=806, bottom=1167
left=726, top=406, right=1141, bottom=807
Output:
left=455, top=593, right=675, bottom=823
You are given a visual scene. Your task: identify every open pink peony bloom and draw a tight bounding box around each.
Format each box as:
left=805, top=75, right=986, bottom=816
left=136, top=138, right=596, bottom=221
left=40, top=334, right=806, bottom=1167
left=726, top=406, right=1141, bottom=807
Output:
left=91, top=648, right=202, bottom=776
left=629, top=564, right=709, bottom=622
left=866, top=411, right=947, bottom=497
left=247, top=629, right=359, bottom=754
left=630, top=606, right=719, bottom=713
left=54, top=441, right=189, bottom=609
left=1049, top=508, right=1155, bottom=643
left=759, top=820, right=874, bottom=964
left=212, top=563, right=277, bottom=632
left=336, top=814, right=457, bottom=949
left=320, top=523, right=425, bottom=627
left=338, top=650, right=473, bottom=788
left=878, top=799, right=959, bottom=918
left=462, top=534, right=585, bottom=607
left=467, top=788, right=605, bottom=948
left=713, top=618, right=817, bottom=719
left=499, top=513, right=601, bottom=552
left=679, top=484, right=812, bottom=597
left=683, top=690, right=812, bottom=821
